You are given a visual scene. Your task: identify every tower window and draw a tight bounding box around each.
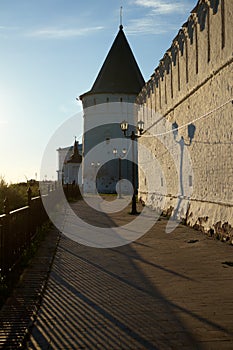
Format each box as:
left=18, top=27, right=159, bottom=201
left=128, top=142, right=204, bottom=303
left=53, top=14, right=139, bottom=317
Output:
left=161, top=177, right=164, bottom=187
left=195, top=24, right=198, bottom=74
left=189, top=175, right=193, bottom=187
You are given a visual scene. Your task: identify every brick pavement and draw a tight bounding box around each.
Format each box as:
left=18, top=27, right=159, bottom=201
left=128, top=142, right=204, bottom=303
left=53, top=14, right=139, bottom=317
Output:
left=24, top=197, right=233, bottom=349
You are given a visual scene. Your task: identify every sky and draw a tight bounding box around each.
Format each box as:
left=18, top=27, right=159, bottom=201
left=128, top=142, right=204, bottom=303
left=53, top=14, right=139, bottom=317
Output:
left=0, top=0, right=197, bottom=183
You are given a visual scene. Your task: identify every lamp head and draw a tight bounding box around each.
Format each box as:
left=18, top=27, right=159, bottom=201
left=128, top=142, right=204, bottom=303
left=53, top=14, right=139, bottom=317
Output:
left=120, top=120, right=128, bottom=135
left=137, top=120, right=144, bottom=135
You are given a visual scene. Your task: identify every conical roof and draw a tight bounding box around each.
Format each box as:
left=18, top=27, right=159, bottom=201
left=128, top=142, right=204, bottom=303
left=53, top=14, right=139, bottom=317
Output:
left=66, top=140, right=82, bottom=164
left=80, top=25, right=145, bottom=98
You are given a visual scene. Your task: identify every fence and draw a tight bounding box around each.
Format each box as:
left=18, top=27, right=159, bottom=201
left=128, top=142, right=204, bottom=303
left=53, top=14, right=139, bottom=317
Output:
left=0, top=183, right=81, bottom=283
left=0, top=189, right=48, bottom=283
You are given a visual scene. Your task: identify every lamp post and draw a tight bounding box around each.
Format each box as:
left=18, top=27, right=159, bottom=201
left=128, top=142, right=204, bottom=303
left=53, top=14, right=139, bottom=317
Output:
left=91, top=162, right=100, bottom=193
left=113, top=148, right=127, bottom=198
left=120, top=120, right=144, bottom=214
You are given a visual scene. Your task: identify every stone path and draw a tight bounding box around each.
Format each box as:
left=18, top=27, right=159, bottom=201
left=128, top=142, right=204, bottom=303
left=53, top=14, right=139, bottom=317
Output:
left=0, top=227, right=59, bottom=349
left=1, top=197, right=233, bottom=349
left=25, top=198, right=233, bottom=349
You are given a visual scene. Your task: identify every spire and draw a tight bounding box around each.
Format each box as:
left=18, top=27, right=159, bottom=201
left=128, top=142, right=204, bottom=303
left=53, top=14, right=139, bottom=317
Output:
left=67, top=138, right=82, bottom=164
left=119, top=6, right=123, bottom=30
left=80, top=24, right=145, bottom=98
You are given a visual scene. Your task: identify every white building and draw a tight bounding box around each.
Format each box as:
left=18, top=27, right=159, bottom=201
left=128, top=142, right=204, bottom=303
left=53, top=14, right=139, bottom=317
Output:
left=57, top=140, right=82, bottom=185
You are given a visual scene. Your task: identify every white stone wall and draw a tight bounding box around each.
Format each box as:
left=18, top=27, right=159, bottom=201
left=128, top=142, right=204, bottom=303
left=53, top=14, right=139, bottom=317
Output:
left=137, top=0, right=233, bottom=235
left=81, top=97, right=138, bottom=194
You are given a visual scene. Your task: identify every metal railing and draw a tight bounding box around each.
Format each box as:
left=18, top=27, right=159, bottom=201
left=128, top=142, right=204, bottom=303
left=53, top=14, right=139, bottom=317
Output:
left=0, top=191, right=48, bottom=282
left=0, top=183, right=81, bottom=282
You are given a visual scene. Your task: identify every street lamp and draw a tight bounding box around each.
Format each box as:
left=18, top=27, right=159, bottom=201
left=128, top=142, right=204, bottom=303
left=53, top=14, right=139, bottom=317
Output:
left=91, top=162, right=100, bottom=193
left=120, top=120, right=144, bottom=214
left=113, top=148, right=127, bottom=198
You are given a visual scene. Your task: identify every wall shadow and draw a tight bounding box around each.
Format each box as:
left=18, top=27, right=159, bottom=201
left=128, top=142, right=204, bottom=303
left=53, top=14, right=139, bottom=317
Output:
left=27, top=200, right=233, bottom=349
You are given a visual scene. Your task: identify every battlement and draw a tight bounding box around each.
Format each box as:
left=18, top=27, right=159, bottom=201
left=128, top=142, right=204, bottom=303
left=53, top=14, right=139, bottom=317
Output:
left=137, top=0, right=233, bottom=236
left=137, top=0, right=232, bottom=120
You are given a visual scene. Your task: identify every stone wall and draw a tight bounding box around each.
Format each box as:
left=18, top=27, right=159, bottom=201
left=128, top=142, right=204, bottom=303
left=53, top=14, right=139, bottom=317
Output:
left=137, top=0, right=233, bottom=239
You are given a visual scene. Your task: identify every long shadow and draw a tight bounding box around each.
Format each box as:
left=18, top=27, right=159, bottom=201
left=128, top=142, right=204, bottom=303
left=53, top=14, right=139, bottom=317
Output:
left=27, top=199, right=233, bottom=349
left=59, top=241, right=232, bottom=335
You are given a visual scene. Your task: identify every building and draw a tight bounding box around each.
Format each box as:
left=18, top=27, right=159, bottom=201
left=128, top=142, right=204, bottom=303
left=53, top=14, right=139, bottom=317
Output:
left=79, top=24, right=145, bottom=194
left=57, top=140, right=82, bottom=185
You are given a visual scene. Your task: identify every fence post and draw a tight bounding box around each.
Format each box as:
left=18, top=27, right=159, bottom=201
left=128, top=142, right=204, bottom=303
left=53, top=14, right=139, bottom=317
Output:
left=0, top=219, right=3, bottom=277
left=3, top=197, right=10, bottom=277
left=27, top=187, right=32, bottom=244
left=4, top=197, right=10, bottom=215
left=27, top=186, right=32, bottom=206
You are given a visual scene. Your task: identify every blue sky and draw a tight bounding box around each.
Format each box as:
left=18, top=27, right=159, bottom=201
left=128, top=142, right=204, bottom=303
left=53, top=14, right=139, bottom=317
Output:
left=0, top=0, right=197, bottom=182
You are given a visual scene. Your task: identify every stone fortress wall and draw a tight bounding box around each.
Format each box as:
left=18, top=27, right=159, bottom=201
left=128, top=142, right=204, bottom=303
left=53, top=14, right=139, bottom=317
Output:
left=137, top=0, right=233, bottom=237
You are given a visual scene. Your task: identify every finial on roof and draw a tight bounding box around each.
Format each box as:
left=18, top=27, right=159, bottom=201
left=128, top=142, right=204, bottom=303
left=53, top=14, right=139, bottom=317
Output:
left=119, top=6, right=123, bottom=30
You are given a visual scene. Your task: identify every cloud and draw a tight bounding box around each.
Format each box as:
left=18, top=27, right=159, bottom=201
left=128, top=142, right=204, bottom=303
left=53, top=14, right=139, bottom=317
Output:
left=27, top=26, right=104, bottom=39
left=126, top=0, right=191, bottom=35
left=0, top=26, right=15, bottom=30
left=0, top=25, right=20, bottom=38
left=126, top=17, right=170, bottom=35
left=133, top=0, right=190, bottom=14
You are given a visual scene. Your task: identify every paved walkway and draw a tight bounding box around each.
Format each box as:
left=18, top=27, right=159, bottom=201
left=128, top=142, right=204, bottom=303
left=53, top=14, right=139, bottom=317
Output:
left=25, top=198, right=233, bottom=350
left=0, top=226, right=59, bottom=349
left=27, top=198, right=233, bottom=350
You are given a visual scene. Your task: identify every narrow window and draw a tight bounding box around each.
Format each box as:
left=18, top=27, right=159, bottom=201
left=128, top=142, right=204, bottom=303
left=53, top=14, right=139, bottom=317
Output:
left=161, top=177, right=164, bottom=187
left=221, top=0, right=225, bottom=49
left=189, top=175, right=193, bottom=187
left=170, top=64, right=173, bottom=98
left=159, top=79, right=162, bottom=109
left=177, top=50, right=181, bottom=91
left=207, top=6, right=210, bottom=62
left=154, top=81, right=157, bottom=111
left=165, top=74, right=167, bottom=104
left=150, top=91, right=153, bottom=119
left=185, top=37, right=189, bottom=83
left=195, top=24, right=198, bottom=74
left=106, top=97, right=109, bottom=103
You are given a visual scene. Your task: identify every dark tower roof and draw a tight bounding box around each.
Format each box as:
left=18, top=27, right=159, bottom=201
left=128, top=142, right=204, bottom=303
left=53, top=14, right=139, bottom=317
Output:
left=66, top=139, right=82, bottom=164
left=80, top=25, right=145, bottom=98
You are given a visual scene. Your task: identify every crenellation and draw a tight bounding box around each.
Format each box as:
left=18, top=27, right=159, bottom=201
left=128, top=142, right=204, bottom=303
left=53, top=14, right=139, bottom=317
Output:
left=210, top=0, right=220, bottom=14
left=137, top=0, right=233, bottom=234
left=196, top=0, right=209, bottom=32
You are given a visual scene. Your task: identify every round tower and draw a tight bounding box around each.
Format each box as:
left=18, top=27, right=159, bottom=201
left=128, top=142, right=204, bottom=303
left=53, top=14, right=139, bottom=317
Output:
left=79, top=25, right=145, bottom=194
